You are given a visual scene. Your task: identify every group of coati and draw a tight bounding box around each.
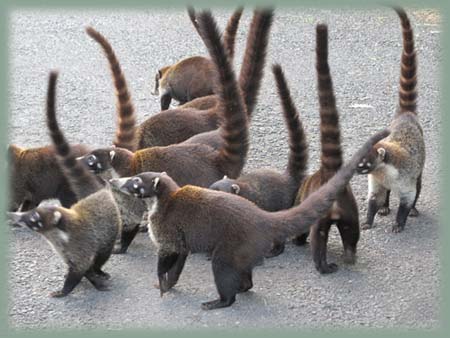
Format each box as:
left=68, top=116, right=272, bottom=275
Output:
left=7, top=6, right=424, bottom=310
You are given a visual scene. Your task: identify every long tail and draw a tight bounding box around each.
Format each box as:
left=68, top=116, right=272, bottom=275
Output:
left=316, top=24, right=343, bottom=180
left=187, top=6, right=202, bottom=36
left=274, top=129, right=390, bottom=237
left=238, top=8, right=274, bottom=118
left=46, top=72, right=103, bottom=200
left=394, top=7, right=417, bottom=114
left=86, top=27, right=137, bottom=151
left=197, top=11, right=249, bottom=178
left=222, top=7, right=244, bottom=60
left=272, top=64, right=308, bottom=184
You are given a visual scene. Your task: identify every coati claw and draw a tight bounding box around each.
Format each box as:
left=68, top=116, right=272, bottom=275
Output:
left=392, top=224, right=405, bottom=233
left=361, top=223, right=373, bottom=230
left=378, top=207, right=391, bottom=216
left=409, top=208, right=419, bottom=217
left=49, top=290, right=67, bottom=298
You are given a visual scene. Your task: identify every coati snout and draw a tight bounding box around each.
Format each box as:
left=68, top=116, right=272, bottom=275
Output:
left=110, top=172, right=167, bottom=198
left=77, top=148, right=117, bottom=174
left=356, top=146, right=387, bottom=174
left=209, top=175, right=240, bottom=194
left=8, top=208, right=63, bottom=233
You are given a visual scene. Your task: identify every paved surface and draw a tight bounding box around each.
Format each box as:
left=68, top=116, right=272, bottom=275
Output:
left=8, top=8, right=441, bottom=330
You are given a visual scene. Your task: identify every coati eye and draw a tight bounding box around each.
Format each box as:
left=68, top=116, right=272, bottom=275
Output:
left=132, top=177, right=143, bottom=190
left=87, top=155, right=97, bottom=167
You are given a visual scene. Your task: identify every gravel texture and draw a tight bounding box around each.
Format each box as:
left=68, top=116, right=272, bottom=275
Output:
left=8, top=7, right=441, bottom=330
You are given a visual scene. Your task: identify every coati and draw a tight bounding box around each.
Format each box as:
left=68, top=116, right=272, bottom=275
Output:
left=87, top=8, right=265, bottom=150
left=8, top=71, right=121, bottom=297
left=356, top=7, right=425, bottom=233
left=109, top=29, right=389, bottom=308
left=291, top=24, right=360, bottom=274
left=150, top=7, right=244, bottom=111
left=8, top=144, right=89, bottom=212
left=209, top=64, right=308, bottom=257
left=79, top=9, right=273, bottom=189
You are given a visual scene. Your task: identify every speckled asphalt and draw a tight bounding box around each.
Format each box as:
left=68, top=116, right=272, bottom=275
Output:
left=7, top=7, right=441, bottom=330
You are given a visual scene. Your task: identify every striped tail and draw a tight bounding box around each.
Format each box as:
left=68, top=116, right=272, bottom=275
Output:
left=197, top=11, right=249, bottom=178
left=238, top=8, right=274, bottom=118
left=46, top=72, right=103, bottom=200
left=394, top=7, right=417, bottom=114
left=272, top=64, right=308, bottom=184
left=187, top=6, right=201, bottom=36
left=222, top=7, right=244, bottom=60
left=316, top=24, right=343, bottom=180
left=86, top=27, right=137, bottom=151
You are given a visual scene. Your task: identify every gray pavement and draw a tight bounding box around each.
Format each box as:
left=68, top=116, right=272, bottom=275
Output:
left=7, top=8, right=441, bottom=330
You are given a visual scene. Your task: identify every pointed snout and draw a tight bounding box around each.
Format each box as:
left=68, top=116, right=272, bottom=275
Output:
left=7, top=211, right=27, bottom=227
left=109, top=177, right=133, bottom=195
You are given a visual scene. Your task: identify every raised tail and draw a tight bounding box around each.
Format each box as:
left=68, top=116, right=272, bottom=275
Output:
left=238, top=8, right=274, bottom=118
left=222, top=7, right=244, bottom=60
left=274, top=129, right=390, bottom=237
left=86, top=27, right=137, bottom=151
left=316, top=24, right=343, bottom=180
left=187, top=6, right=202, bottom=36
left=394, top=7, right=417, bottom=114
left=46, top=72, right=103, bottom=200
left=272, top=64, right=308, bottom=184
left=197, top=11, right=249, bottom=178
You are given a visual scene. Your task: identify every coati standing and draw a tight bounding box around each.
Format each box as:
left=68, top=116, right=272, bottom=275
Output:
left=150, top=7, right=244, bottom=111
left=85, top=27, right=147, bottom=254
left=356, top=8, right=425, bottom=233
left=8, top=144, right=90, bottom=212
left=209, top=64, right=308, bottom=257
left=291, top=24, right=360, bottom=274
left=8, top=72, right=121, bottom=297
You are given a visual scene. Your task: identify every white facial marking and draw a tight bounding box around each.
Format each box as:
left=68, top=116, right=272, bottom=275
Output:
left=153, top=177, right=160, bottom=190
left=367, top=162, right=372, bottom=167
left=133, top=183, right=139, bottom=189
left=362, top=169, right=369, bottom=174
left=58, top=230, right=70, bottom=243
left=139, top=187, right=146, bottom=195
left=37, top=221, right=43, bottom=228
left=53, top=211, right=62, bottom=224
left=110, top=150, right=116, bottom=161
left=97, top=163, right=103, bottom=170
left=358, top=162, right=365, bottom=168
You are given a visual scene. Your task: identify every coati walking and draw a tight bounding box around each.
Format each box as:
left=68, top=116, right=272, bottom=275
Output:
left=79, top=9, right=273, bottom=189
left=8, top=144, right=89, bottom=212
left=356, top=8, right=425, bottom=233
left=291, top=24, right=360, bottom=274
left=150, top=7, right=244, bottom=111
left=8, top=72, right=121, bottom=297
left=209, top=64, right=308, bottom=257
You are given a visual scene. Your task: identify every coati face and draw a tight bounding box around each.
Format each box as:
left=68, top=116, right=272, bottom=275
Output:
left=356, top=146, right=386, bottom=174
left=8, top=207, right=65, bottom=234
left=209, top=176, right=240, bottom=195
left=77, top=147, right=116, bottom=175
left=109, top=172, right=168, bottom=199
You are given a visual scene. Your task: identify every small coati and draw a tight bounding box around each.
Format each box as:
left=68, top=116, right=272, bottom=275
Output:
left=149, top=7, right=244, bottom=111
left=79, top=9, right=274, bottom=189
left=109, top=43, right=389, bottom=309
left=291, top=24, right=360, bottom=274
left=209, top=64, right=308, bottom=257
left=8, top=144, right=89, bottom=212
left=356, top=7, right=425, bottom=233
left=8, top=72, right=121, bottom=297
left=87, top=8, right=265, bottom=150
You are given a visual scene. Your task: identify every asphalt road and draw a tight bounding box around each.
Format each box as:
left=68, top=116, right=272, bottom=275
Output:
left=7, top=7, right=441, bottom=330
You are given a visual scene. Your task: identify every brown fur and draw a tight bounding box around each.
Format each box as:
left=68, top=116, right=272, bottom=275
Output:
left=111, top=124, right=389, bottom=309
left=292, top=24, right=360, bottom=274
left=356, top=8, right=425, bottom=233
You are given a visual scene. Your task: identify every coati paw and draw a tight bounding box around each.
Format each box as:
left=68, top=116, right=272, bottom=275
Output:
left=378, top=207, right=391, bottom=216
left=391, top=224, right=405, bottom=233
left=49, top=290, right=67, bottom=298
left=343, top=251, right=356, bottom=265
left=317, top=263, right=338, bottom=274
left=361, top=223, right=374, bottom=230
left=139, top=225, right=149, bottom=233
left=201, top=298, right=234, bottom=310
left=112, top=245, right=127, bottom=254
left=265, top=242, right=285, bottom=258
left=96, top=270, right=111, bottom=280
left=409, top=208, right=419, bottom=217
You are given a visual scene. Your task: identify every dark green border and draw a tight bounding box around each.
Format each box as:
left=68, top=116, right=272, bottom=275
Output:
left=1, top=0, right=447, bottom=337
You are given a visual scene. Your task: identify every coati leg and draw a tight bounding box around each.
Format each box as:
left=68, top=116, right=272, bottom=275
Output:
left=362, top=176, right=389, bottom=230
left=113, top=224, right=140, bottom=254
left=92, top=248, right=114, bottom=280
left=378, top=190, right=391, bottom=216
left=310, top=218, right=337, bottom=274
left=238, top=269, right=253, bottom=293
left=201, top=250, right=239, bottom=310
left=157, top=252, right=180, bottom=295
left=336, top=212, right=359, bottom=265
left=292, top=233, right=309, bottom=246
left=50, top=267, right=84, bottom=298
left=166, top=252, right=188, bottom=289
left=409, top=173, right=422, bottom=217
left=160, top=93, right=172, bottom=110
left=392, top=188, right=416, bottom=233
left=265, top=241, right=285, bottom=258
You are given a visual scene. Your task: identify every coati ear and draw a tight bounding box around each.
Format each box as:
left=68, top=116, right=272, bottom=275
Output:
left=52, top=210, right=62, bottom=225
left=377, top=147, right=386, bottom=161
left=231, top=184, right=240, bottom=195
left=110, top=150, right=116, bottom=161
left=161, top=171, right=167, bottom=176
